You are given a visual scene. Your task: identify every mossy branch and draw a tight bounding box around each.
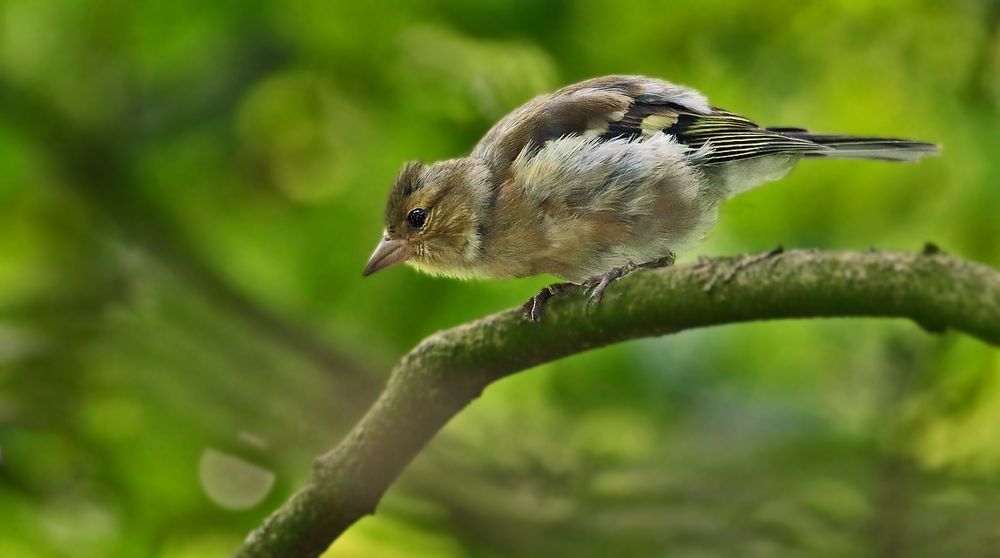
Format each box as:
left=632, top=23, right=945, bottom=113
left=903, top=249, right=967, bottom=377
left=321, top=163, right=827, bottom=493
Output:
left=235, top=248, right=1000, bottom=557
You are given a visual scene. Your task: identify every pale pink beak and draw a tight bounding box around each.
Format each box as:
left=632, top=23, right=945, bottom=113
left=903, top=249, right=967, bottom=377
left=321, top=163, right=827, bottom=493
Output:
left=362, top=236, right=413, bottom=277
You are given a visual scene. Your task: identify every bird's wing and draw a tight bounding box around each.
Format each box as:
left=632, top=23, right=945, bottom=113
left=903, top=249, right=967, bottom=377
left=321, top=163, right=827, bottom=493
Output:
left=471, top=75, right=711, bottom=177
left=472, top=75, right=828, bottom=172
left=643, top=108, right=829, bottom=165
left=600, top=103, right=829, bottom=165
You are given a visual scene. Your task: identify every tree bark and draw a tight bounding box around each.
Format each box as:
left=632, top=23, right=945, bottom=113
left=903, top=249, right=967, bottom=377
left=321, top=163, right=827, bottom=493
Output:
left=235, top=248, right=1000, bottom=557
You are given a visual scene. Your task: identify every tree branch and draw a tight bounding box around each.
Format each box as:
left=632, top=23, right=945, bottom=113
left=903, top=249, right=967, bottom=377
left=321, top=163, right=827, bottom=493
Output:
left=236, top=249, right=1000, bottom=557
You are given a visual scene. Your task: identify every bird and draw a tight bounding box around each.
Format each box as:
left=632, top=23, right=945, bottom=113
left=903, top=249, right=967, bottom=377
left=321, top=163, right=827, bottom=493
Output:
left=363, top=75, right=938, bottom=321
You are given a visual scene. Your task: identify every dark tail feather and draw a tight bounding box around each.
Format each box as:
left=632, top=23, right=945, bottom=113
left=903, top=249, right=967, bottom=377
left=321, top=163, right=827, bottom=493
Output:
left=768, top=129, right=940, bottom=162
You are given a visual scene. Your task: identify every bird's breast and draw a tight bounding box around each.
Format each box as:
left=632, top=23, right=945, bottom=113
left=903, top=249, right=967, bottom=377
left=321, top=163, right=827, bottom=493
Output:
left=479, top=137, right=721, bottom=280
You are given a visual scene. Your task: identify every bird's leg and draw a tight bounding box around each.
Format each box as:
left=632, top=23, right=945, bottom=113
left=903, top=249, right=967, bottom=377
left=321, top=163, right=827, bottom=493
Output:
left=637, top=252, right=676, bottom=270
left=583, top=251, right=676, bottom=308
left=522, top=282, right=581, bottom=322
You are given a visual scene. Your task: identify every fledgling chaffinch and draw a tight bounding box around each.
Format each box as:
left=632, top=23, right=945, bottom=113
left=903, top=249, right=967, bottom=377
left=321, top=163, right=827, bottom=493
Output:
left=364, top=75, right=938, bottom=320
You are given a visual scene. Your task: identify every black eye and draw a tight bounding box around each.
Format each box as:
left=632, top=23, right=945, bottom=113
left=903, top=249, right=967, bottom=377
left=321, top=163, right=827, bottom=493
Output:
left=407, top=208, right=427, bottom=229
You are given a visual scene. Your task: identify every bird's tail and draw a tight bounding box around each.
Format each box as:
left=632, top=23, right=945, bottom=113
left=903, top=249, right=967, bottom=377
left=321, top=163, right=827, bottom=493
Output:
left=767, top=128, right=940, bottom=162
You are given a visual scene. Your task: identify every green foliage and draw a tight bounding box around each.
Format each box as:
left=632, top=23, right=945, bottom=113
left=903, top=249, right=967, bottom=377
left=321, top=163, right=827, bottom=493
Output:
left=0, top=0, right=997, bottom=556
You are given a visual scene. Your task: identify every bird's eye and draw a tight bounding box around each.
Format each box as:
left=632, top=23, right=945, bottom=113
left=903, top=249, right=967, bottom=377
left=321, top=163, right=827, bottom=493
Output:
left=407, top=208, right=427, bottom=229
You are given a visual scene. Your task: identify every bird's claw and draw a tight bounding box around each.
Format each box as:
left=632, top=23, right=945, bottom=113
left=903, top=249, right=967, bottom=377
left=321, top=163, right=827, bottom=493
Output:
left=522, top=291, right=550, bottom=322
left=522, top=282, right=578, bottom=322
left=581, top=262, right=635, bottom=312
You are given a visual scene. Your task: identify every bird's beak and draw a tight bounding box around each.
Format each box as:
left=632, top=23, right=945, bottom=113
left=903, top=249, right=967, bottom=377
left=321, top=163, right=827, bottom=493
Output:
left=363, top=236, right=413, bottom=277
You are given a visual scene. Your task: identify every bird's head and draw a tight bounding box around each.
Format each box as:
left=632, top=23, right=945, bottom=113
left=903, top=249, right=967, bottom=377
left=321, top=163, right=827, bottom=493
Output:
left=363, top=158, right=493, bottom=278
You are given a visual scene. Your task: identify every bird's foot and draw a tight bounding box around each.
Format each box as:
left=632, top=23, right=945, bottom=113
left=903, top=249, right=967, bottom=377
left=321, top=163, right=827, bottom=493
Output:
left=581, top=262, right=637, bottom=309
left=582, top=252, right=677, bottom=311
left=522, top=282, right=580, bottom=322
left=523, top=252, right=677, bottom=321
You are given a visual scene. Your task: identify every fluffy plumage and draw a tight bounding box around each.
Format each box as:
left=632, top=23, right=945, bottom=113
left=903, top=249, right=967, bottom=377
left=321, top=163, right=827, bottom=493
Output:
left=365, top=75, right=938, bottom=315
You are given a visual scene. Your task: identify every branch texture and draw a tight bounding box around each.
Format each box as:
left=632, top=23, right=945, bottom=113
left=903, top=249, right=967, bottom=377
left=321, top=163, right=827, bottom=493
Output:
left=236, top=249, right=1000, bottom=557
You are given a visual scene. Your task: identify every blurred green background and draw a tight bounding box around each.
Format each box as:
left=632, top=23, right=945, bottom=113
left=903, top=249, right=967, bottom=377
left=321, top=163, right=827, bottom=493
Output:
left=0, top=0, right=998, bottom=556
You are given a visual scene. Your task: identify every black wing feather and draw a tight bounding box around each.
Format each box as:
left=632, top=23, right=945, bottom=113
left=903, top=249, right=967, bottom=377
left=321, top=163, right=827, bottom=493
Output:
left=598, top=103, right=828, bottom=165
left=663, top=108, right=827, bottom=164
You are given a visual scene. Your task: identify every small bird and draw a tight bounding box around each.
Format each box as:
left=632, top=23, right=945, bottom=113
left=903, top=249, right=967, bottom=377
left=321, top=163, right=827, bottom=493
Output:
left=363, top=75, right=937, bottom=320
